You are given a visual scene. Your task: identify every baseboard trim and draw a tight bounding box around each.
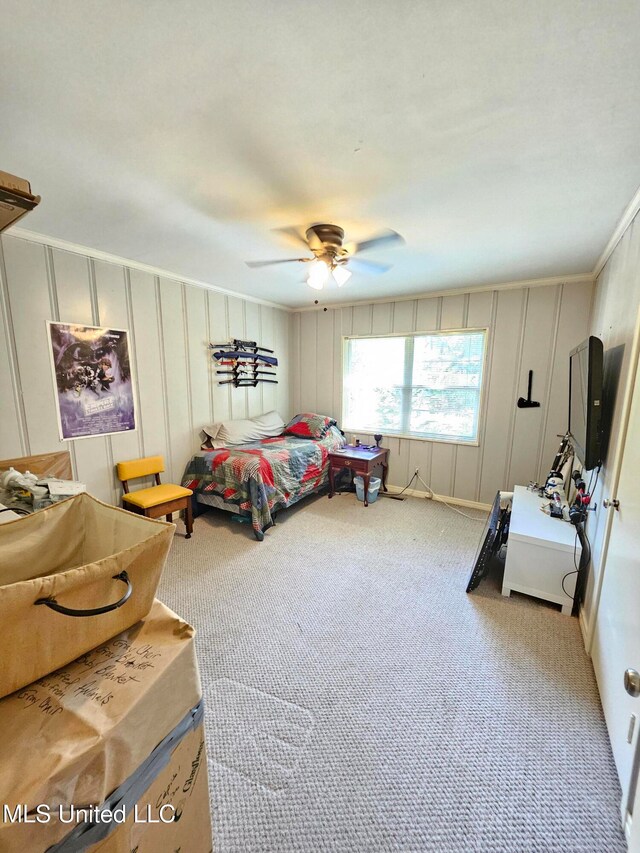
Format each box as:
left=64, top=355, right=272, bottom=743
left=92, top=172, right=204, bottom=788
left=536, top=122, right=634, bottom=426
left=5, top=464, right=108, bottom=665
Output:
left=385, top=484, right=491, bottom=512
left=578, top=606, right=590, bottom=653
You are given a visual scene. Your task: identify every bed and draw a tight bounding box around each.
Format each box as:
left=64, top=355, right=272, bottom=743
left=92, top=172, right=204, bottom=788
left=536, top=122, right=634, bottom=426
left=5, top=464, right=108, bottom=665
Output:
left=182, top=424, right=345, bottom=539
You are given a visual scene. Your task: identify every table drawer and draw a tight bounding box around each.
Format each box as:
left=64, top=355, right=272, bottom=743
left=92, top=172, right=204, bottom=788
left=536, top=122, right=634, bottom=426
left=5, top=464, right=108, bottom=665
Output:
left=334, top=457, right=368, bottom=473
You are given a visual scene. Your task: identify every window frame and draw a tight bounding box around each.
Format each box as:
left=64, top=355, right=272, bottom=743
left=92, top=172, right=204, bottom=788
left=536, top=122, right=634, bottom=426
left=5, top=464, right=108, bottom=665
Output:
left=341, top=327, right=490, bottom=447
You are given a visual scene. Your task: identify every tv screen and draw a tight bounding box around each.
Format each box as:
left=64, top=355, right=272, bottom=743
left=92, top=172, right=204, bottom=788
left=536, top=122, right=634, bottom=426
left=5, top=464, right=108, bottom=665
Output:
left=569, top=336, right=603, bottom=470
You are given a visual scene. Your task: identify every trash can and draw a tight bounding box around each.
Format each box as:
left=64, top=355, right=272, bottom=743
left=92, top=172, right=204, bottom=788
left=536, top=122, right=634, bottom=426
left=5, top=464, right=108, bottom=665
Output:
left=354, top=476, right=381, bottom=504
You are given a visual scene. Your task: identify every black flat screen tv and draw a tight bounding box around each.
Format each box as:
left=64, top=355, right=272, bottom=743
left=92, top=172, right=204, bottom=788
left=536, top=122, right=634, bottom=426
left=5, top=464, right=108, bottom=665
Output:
left=568, top=335, right=603, bottom=470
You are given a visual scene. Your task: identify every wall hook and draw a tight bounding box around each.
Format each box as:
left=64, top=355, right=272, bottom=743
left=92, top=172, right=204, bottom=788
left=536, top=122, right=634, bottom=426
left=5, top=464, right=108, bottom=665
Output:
left=517, top=370, right=540, bottom=408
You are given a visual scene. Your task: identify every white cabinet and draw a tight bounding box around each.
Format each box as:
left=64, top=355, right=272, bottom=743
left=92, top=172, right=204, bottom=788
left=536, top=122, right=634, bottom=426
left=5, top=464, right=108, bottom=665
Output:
left=502, top=485, right=580, bottom=615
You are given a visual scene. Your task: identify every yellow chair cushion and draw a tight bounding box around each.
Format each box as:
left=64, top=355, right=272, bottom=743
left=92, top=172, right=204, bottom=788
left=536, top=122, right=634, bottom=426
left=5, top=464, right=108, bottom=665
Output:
left=117, top=455, right=165, bottom=482
left=122, top=483, right=193, bottom=509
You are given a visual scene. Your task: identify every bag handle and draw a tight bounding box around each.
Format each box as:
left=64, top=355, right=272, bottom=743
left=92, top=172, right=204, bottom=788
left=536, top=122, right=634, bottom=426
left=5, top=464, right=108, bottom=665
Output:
left=34, top=571, right=132, bottom=617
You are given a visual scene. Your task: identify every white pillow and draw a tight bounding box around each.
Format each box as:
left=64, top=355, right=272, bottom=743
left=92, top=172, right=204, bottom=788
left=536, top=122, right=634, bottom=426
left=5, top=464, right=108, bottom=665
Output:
left=202, top=422, right=222, bottom=440
left=250, top=410, right=285, bottom=436
left=203, top=411, right=284, bottom=447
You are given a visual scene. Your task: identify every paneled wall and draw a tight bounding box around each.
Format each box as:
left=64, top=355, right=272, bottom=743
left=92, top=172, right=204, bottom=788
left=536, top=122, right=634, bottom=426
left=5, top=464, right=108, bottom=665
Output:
left=583, top=211, right=640, bottom=631
left=292, top=282, right=593, bottom=505
left=0, top=234, right=292, bottom=504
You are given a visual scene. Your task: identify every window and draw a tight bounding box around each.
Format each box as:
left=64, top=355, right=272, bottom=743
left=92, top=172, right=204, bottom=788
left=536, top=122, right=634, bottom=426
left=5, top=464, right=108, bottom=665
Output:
left=343, top=329, right=487, bottom=444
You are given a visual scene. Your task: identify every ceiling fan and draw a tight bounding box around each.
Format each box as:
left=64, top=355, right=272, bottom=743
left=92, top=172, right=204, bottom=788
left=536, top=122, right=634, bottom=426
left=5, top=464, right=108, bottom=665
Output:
left=245, top=224, right=404, bottom=290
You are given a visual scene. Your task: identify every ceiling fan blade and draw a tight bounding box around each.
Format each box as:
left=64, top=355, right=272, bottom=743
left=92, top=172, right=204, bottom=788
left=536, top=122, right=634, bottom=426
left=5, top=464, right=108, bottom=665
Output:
left=347, top=229, right=405, bottom=255
left=273, top=226, right=311, bottom=250
left=346, top=257, right=392, bottom=275
left=305, top=225, right=325, bottom=253
left=245, top=258, right=306, bottom=268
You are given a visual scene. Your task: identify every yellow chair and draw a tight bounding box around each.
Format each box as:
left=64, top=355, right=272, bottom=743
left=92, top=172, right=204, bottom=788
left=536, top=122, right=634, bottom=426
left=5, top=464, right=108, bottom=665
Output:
left=116, top=455, right=193, bottom=539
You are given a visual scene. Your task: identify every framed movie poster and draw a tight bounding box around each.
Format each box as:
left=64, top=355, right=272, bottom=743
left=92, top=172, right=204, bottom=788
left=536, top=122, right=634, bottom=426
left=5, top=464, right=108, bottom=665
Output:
left=47, top=321, right=137, bottom=440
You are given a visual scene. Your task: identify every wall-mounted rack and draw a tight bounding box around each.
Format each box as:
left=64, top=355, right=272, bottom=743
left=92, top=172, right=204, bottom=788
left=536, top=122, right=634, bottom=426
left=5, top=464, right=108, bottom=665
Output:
left=209, top=339, right=279, bottom=388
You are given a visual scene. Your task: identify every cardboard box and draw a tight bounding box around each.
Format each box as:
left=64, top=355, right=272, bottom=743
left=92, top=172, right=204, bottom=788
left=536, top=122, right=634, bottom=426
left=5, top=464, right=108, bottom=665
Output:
left=0, top=170, right=34, bottom=196
left=0, top=170, right=40, bottom=232
left=0, top=600, right=213, bottom=852
left=45, top=706, right=212, bottom=852
left=83, top=714, right=212, bottom=852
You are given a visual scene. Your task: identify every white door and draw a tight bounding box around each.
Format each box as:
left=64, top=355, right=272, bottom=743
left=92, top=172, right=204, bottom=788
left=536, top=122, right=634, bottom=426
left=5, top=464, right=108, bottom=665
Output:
left=591, top=341, right=640, bottom=841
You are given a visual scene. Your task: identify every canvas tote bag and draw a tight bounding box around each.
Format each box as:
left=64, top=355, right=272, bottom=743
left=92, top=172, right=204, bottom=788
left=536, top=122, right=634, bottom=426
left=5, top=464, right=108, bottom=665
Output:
left=0, top=492, right=174, bottom=698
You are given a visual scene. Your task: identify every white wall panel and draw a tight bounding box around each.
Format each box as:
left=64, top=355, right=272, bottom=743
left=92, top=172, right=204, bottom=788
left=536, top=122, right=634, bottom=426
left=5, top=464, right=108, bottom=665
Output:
left=299, top=310, right=318, bottom=412
left=2, top=238, right=64, bottom=455
left=128, top=269, right=169, bottom=479
left=440, top=294, right=466, bottom=330
left=507, top=285, right=560, bottom=490
left=385, top=437, right=409, bottom=488
left=0, top=241, right=28, bottom=456
left=184, top=285, right=212, bottom=437
left=275, top=310, right=292, bottom=420
left=260, top=306, right=277, bottom=415
left=291, top=312, right=301, bottom=414
left=299, top=279, right=592, bottom=506
left=0, top=234, right=292, bottom=503
left=207, top=291, right=231, bottom=425
left=52, top=249, right=92, bottom=323
left=315, top=310, right=334, bottom=418
left=94, top=260, right=141, bottom=499
left=352, top=304, right=372, bottom=336
left=392, top=300, right=415, bottom=333
left=333, top=308, right=352, bottom=423
left=477, top=288, right=526, bottom=503
left=416, top=297, right=439, bottom=332
left=159, top=278, right=195, bottom=484
left=372, top=302, right=393, bottom=334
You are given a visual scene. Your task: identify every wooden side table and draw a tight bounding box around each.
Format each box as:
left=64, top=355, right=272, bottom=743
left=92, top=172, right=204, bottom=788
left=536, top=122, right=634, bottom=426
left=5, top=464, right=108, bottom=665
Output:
left=328, top=445, right=389, bottom=507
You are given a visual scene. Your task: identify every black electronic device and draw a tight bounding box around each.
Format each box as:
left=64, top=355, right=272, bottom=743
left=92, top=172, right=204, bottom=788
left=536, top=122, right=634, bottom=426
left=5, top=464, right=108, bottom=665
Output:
left=466, top=491, right=511, bottom=592
left=568, top=336, right=604, bottom=471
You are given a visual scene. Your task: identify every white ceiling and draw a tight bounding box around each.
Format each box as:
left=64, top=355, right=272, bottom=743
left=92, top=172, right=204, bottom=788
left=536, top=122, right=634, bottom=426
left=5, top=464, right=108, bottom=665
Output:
left=2, top=1, right=640, bottom=308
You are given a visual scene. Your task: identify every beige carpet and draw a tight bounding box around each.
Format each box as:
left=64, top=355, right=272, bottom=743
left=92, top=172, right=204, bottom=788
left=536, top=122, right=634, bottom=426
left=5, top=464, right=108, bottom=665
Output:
left=158, top=492, right=625, bottom=852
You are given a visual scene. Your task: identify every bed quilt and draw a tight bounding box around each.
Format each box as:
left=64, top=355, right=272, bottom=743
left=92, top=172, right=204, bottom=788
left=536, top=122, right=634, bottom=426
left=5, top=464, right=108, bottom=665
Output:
left=182, top=425, right=345, bottom=535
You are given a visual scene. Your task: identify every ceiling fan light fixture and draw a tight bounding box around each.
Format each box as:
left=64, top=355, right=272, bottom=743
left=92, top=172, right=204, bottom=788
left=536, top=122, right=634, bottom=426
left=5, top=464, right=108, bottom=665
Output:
left=307, top=259, right=329, bottom=290
left=246, top=222, right=404, bottom=292
left=332, top=266, right=351, bottom=287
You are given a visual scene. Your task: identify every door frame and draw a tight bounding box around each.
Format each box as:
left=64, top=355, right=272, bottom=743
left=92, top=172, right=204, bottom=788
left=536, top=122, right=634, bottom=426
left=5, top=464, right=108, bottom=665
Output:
left=587, top=304, right=640, bottom=841
left=585, top=304, right=640, bottom=656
